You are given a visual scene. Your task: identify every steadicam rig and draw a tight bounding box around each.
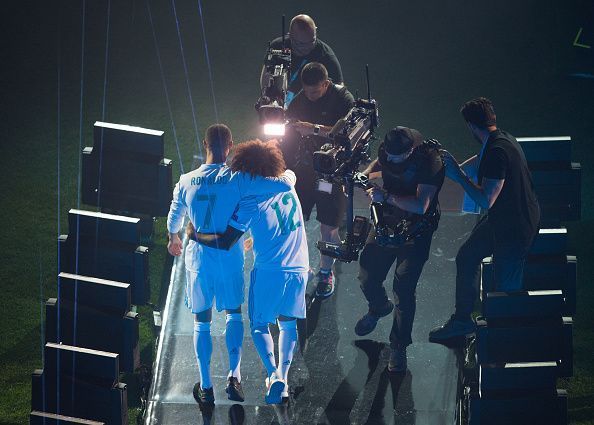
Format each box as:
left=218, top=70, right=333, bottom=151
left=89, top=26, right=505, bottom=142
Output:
left=315, top=65, right=379, bottom=263
left=354, top=139, right=444, bottom=250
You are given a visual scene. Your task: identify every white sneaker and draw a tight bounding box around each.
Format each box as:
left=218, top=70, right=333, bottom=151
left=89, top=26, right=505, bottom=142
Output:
left=265, top=373, right=285, bottom=404
left=281, top=386, right=289, bottom=399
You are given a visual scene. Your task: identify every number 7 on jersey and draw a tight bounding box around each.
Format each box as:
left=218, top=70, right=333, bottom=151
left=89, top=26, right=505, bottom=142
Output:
left=195, top=194, right=217, bottom=229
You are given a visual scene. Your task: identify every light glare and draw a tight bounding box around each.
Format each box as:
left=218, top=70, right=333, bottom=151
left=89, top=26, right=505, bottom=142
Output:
left=263, top=123, right=286, bottom=136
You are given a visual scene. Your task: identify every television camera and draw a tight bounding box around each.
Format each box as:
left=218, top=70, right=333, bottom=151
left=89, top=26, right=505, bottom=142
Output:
left=316, top=103, right=444, bottom=261
left=255, top=17, right=291, bottom=136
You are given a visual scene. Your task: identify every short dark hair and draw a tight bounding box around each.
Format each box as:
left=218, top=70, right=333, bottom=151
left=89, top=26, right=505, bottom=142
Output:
left=205, top=124, right=232, bottom=154
left=460, top=97, right=497, bottom=128
left=230, top=139, right=286, bottom=177
left=301, top=62, right=328, bottom=86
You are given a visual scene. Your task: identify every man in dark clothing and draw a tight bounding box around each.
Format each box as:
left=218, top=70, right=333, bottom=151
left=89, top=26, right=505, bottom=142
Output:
left=284, top=62, right=354, bottom=298
left=356, top=127, right=445, bottom=372
left=261, top=14, right=343, bottom=106
left=429, top=97, right=540, bottom=342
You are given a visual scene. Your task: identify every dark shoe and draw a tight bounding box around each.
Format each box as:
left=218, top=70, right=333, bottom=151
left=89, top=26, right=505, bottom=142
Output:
left=193, top=382, right=215, bottom=405
left=281, top=385, right=289, bottom=403
left=429, top=315, right=476, bottom=342
left=388, top=346, right=407, bottom=373
left=226, top=376, right=245, bottom=402
left=265, top=373, right=285, bottom=404
left=315, top=271, right=335, bottom=298
left=355, top=301, right=394, bottom=336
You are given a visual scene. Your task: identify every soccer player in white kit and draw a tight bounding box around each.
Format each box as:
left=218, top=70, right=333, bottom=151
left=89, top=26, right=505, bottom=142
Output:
left=192, top=140, right=309, bottom=405
left=167, top=125, right=296, bottom=406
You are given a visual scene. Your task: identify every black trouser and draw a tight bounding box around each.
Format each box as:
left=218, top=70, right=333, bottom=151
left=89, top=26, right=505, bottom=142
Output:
left=454, top=215, right=535, bottom=320
left=358, top=229, right=434, bottom=349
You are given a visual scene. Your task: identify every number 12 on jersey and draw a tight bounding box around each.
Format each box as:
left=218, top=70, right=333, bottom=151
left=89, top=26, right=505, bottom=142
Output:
left=270, top=193, right=301, bottom=235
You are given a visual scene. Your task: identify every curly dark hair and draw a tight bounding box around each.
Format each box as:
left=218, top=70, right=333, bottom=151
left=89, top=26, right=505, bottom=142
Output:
left=230, top=139, right=286, bottom=177
left=460, top=97, right=497, bottom=128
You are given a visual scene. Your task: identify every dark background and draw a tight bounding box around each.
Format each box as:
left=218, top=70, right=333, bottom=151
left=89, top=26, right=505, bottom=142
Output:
left=1, top=0, right=593, bottom=423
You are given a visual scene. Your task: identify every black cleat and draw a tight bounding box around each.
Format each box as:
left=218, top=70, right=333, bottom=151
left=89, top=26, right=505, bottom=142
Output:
left=355, top=301, right=394, bottom=336
left=226, top=376, right=245, bottom=402
left=193, top=382, right=215, bottom=406
left=314, top=271, right=335, bottom=298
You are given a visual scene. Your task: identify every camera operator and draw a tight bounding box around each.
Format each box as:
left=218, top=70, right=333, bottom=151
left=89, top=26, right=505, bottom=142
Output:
left=284, top=62, right=354, bottom=298
left=261, top=14, right=343, bottom=107
left=356, top=127, right=445, bottom=372
left=429, top=97, right=540, bottom=342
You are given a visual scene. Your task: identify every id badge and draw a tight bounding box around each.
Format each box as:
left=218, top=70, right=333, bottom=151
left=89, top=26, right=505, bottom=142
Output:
left=316, top=180, right=333, bottom=194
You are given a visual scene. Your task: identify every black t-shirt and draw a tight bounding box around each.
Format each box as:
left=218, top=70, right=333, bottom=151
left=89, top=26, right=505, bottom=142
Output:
left=282, top=83, right=354, bottom=175
left=379, top=143, right=445, bottom=221
left=478, top=129, right=540, bottom=243
left=268, top=37, right=343, bottom=96
left=287, top=83, right=354, bottom=126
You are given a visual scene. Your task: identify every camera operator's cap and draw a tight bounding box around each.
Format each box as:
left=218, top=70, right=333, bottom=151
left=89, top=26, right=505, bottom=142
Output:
left=383, top=127, right=415, bottom=155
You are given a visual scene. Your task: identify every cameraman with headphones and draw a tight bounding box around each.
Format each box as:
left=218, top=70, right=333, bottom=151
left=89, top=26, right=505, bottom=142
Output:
left=356, top=127, right=445, bottom=372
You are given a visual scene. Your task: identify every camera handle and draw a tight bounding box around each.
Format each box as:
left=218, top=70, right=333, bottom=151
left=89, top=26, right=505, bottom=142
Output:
left=343, top=173, right=355, bottom=247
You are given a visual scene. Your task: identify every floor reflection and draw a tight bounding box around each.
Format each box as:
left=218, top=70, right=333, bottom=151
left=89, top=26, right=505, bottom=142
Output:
left=324, top=339, right=386, bottom=424
left=366, top=368, right=415, bottom=425
left=148, top=215, right=475, bottom=424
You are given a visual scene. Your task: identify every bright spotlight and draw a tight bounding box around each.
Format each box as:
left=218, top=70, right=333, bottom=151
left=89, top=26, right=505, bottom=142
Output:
left=263, top=123, right=286, bottom=136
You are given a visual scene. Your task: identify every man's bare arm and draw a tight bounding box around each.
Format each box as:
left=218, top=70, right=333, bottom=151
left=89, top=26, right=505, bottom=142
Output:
left=385, top=184, right=439, bottom=214
left=458, top=176, right=504, bottom=209
left=289, top=121, right=333, bottom=138
left=362, top=159, right=382, bottom=177
left=443, top=151, right=504, bottom=209
left=193, top=226, right=245, bottom=251
left=460, top=154, right=478, bottom=177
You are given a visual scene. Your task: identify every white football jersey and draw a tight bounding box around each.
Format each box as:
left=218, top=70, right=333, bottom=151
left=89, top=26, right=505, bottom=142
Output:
left=230, top=188, right=309, bottom=272
left=167, top=164, right=296, bottom=273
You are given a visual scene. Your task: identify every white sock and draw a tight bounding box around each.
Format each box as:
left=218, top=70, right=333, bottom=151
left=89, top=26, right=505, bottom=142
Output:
left=278, top=319, right=298, bottom=382
left=225, top=313, right=243, bottom=382
left=251, top=325, right=277, bottom=376
left=193, top=321, right=213, bottom=389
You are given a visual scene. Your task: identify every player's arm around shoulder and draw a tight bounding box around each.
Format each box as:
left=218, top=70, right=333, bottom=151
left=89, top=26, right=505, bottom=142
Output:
left=192, top=196, right=259, bottom=251
left=278, top=169, right=297, bottom=186
left=238, top=169, right=296, bottom=197
left=193, top=226, right=245, bottom=251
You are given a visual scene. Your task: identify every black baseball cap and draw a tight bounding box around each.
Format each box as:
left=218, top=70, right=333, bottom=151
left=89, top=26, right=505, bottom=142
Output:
left=383, top=127, right=415, bottom=155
